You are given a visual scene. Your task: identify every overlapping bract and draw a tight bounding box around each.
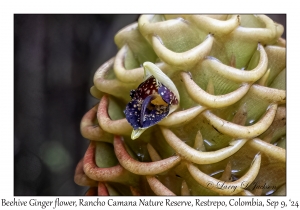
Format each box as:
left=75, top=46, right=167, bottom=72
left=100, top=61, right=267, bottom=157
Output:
left=75, top=15, right=286, bottom=196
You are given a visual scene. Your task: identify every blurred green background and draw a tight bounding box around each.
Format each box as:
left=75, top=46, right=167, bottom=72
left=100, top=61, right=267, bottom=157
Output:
left=14, top=14, right=286, bottom=195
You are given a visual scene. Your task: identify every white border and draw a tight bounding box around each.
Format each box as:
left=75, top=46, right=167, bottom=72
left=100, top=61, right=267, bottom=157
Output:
left=1, top=1, right=299, bottom=210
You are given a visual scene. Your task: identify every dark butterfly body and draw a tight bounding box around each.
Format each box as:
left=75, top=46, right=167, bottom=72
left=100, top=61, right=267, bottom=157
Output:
left=124, top=76, right=178, bottom=130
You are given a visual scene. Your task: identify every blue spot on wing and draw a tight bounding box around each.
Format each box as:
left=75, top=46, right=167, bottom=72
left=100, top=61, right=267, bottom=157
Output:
left=158, top=85, right=171, bottom=104
left=140, top=95, right=154, bottom=127
left=141, top=106, right=169, bottom=128
left=124, top=99, right=141, bottom=130
left=124, top=96, right=170, bottom=130
left=158, top=85, right=178, bottom=105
